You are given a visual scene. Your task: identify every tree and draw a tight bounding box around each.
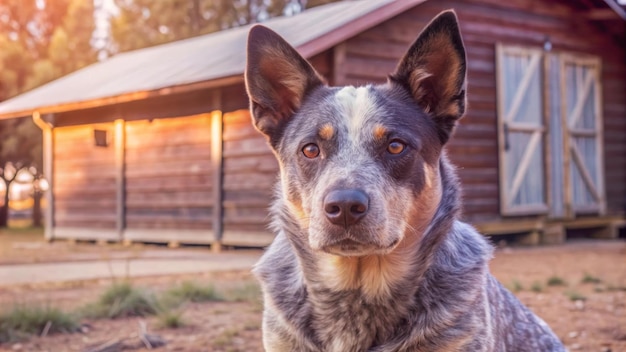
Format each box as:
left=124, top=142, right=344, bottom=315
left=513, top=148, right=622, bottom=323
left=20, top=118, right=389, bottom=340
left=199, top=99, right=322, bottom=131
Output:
left=24, top=0, right=97, bottom=91
left=109, top=0, right=336, bottom=54
left=0, top=0, right=97, bottom=227
left=0, top=119, right=42, bottom=226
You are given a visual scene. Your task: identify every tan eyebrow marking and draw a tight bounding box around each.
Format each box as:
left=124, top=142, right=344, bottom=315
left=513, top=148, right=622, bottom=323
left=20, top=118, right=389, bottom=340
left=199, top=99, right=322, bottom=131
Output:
left=373, top=124, right=387, bottom=141
left=319, top=123, right=335, bottom=140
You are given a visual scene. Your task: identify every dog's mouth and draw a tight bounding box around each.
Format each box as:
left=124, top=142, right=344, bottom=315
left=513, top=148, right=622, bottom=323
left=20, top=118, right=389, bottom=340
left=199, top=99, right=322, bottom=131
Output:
left=321, top=238, right=399, bottom=257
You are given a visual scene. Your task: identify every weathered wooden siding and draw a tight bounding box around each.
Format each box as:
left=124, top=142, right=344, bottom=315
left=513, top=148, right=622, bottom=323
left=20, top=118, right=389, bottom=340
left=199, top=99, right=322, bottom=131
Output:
left=46, top=0, right=624, bottom=245
left=124, top=115, right=213, bottom=231
left=220, top=53, right=333, bottom=242
left=222, top=109, right=277, bottom=236
left=53, top=124, right=117, bottom=229
left=338, top=0, right=626, bottom=221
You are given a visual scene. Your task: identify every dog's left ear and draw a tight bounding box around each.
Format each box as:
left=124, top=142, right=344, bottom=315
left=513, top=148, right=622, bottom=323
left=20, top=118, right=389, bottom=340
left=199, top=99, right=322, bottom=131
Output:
left=390, top=10, right=467, bottom=144
left=245, top=25, right=325, bottom=148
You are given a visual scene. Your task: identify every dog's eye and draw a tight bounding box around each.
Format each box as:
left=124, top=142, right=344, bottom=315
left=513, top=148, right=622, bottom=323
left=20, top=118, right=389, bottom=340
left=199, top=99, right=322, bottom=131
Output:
left=302, top=143, right=320, bottom=158
left=387, top=140, right=406, bottom=155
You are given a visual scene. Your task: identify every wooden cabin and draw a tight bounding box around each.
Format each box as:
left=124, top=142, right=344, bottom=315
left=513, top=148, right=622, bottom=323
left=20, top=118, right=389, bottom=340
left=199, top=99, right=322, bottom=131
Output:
left=0, top=0, right=624, bottom=247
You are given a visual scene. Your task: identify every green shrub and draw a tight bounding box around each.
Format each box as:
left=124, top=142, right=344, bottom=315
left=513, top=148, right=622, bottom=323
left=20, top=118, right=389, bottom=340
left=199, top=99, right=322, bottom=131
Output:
left=581, top=273, right=602, bottom=284
left=531, top=282, right=543, bottom=293
left=565, top=290, right=587, bottom=301
left=546, top=276, right=566, bottom=287
left=508, top=279, right=523, bottom=293
left=223, top=282, right=262, bottom=303
left=165, top=281, right=222, bottom=304
left=0, top=305, right=78, bottom=343
left=82, top=282, right=158, bottom=319
left=156, top=309, right=185, bottom=329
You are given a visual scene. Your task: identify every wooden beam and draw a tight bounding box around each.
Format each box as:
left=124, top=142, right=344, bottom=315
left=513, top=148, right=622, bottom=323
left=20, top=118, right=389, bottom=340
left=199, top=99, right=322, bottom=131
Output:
left=505, top=52, right=541, bottom=123
left=507, top=130, right=541, bottom=207
left=210, top=92, right=224, bottom=252
left=542, top=53, right=553, bottom=219
left=124, top=228, right=215, bottom=244
left=507, top=122, right=546, bottom=133
left=474, top=218, right=544, bottom=235
left=570, top=142, right=601, bottom=201
left=586, top=8, right=619, bottom=20
left=568, top=70, right=593, bottom=129
left=593, top=60, right=606, bottom=215
left=0, top=75, right=244, bottom=121
left=496, top=44, right=508, bottom=216
left=32, top=112, right=55, bottom=241
left=53, top=227, right=120, bottom=241
left=601, top=0, right=626, bottom=20
left=332, top=43, right=347, bottom=86
left=114, top=119, right=125, bottom=239
left=222, top=230, right=275, bottom=247
left=569, top=128, right=597, bottom=137
left=559, top=55, right=573, bottom=218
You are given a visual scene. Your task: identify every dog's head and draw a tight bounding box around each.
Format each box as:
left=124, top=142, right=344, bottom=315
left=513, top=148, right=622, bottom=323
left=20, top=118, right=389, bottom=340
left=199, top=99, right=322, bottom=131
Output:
left=245, top=11, right=466, bottom=257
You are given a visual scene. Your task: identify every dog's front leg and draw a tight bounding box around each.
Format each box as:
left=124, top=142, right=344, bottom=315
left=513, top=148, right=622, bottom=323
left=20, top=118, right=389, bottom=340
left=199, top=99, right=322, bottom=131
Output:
left=262, top=308, right=297, bottom=352
left=263, top=306, right=322, bottom=352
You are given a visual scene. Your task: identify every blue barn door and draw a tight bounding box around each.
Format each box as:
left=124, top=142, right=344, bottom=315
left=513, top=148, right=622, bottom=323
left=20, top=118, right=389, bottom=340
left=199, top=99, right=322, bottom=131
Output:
left=496, top=45, right=548, bottom=216
left=559, top=55, right=605, bottom=216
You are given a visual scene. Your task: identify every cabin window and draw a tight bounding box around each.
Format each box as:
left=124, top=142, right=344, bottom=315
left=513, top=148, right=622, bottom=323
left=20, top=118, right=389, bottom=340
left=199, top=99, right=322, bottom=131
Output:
left=496, top=45, right=604, bottom=218
left=94, top=129, right=109, bottom=147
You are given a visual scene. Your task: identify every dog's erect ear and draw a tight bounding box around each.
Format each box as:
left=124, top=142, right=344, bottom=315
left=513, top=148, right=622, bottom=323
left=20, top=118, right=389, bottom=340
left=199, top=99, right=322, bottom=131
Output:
left=245, top=25, right=325, bottom=147
left=390, top=10, right=467, bottom=144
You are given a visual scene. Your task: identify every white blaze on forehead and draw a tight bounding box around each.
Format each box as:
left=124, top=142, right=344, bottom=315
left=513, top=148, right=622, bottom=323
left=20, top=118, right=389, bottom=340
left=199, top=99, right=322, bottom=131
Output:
left=334, top=86, right=378, bottom=142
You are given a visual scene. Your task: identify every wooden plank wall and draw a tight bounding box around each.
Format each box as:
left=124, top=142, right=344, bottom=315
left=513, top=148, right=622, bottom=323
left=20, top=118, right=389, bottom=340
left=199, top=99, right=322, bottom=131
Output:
left=222, top=110, right=277, bottom=235
left=338, top=0, right=626, bottom=221
left=54, top=124, right=117, bottom=229
left=125, top=115, right=213, bottom=230
left=220, top=53, right=332, bottom=240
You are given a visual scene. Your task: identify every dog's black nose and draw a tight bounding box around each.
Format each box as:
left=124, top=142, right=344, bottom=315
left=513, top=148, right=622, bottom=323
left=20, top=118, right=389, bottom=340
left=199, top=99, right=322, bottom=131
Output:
left=323, top=189, right=369, bottom=227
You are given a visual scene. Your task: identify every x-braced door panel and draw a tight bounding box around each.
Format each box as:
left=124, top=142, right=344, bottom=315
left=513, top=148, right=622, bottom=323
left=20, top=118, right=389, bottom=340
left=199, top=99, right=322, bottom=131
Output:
left=560, top=56, right=605, bottom=215
left=496, top=45, right=548, bottom=215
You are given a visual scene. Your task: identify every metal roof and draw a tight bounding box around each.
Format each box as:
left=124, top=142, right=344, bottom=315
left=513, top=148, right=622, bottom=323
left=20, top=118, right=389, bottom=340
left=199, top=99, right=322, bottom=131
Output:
left=0, top=0, right=425, bottom=119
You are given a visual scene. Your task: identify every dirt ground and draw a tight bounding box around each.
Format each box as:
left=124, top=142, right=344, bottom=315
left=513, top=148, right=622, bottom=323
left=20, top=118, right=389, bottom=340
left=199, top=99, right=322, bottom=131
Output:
left=0, top=238, right=624, bottom=352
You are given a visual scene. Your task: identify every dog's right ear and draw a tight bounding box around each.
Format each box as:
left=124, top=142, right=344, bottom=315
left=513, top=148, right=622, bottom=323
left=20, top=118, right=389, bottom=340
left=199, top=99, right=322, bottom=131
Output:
left=245, top=25, right=325, bottom=147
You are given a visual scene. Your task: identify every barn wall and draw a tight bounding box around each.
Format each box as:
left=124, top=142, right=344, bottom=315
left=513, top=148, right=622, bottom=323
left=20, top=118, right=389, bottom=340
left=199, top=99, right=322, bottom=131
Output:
left=53, top=124, right=117, bottom=234
left=48, top=3, right=624, bottom=245
left=220, top=83, right=277, bottom=245
left=222, top=109, right=277, bottom=237
left=338, top=0, right=626, bottom=221
left=219, top=54, right=333, bottom=245
left=124, top=115, right=213, bottom=231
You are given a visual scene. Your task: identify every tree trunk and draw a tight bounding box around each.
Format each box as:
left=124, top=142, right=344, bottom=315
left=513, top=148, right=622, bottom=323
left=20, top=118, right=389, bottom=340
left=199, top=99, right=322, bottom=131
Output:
left=32, top=190, right=42, bottom=227
left=190, top=0, right=201, bottom=35
left=0, top=188, right=9, bottom=228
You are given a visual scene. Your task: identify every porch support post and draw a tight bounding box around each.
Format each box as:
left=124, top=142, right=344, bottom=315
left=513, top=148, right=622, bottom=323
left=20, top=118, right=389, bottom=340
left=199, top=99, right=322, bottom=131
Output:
left=210, top=91, right=224, bottom=252
left=114, top=119, right=126, bottom=240
left=32, top=112, right=54, bottom=241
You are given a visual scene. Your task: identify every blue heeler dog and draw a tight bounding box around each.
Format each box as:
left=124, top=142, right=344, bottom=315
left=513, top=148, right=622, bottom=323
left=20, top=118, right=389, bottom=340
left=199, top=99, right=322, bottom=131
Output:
left=244, top=10, right=565, bottom=352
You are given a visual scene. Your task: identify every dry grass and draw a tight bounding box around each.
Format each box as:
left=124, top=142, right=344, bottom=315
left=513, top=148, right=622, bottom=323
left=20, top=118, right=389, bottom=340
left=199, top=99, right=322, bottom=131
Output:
left=546, top=275, right=567, bottom=287
left=0, top=304, right=79, bottom=343
left=81, top=282, right=158, bottom=319
left=164, top=281, right=222, bottom=304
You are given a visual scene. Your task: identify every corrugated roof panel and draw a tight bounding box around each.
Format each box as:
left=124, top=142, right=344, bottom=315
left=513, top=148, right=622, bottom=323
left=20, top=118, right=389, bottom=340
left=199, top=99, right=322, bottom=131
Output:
left=0, top=0, right=401, bottom=118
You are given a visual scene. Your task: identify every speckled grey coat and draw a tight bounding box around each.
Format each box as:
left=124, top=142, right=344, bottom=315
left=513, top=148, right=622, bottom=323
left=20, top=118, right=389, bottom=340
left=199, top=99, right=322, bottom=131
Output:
left=245, top=10, right=566, bottom=352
